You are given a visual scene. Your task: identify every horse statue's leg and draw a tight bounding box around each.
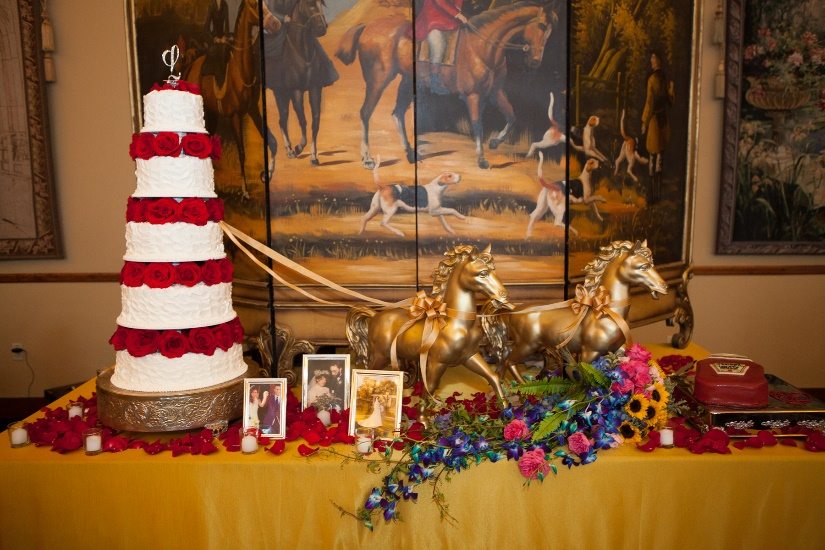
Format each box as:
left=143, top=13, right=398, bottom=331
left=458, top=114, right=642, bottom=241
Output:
left=392, top=75, right=415, bottom=164
left=290, top=89, right=308, bottom=158
left=488, top=87, right=516, bottom=150
left=462, top=93, right=490, bottom=169
left=308, top=85, right=322, bottom=166
left=463, top=353, right=506, bottom=402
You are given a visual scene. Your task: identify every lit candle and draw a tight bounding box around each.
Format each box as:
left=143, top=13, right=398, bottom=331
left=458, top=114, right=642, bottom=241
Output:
left=241, top=434, right=258, bottom=454
left=10, top=426, right=28, bottom=447
left=68, top=402, right=83, bottom=419
left=85, top=435, right=102, bottom=453
left=356, top=436, right=372, bottom=454
left=659, top=427, right=674, bottom=447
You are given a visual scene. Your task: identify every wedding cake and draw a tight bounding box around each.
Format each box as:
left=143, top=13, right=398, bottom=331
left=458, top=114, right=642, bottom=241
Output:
left=108, top=80, right=247, bottom=393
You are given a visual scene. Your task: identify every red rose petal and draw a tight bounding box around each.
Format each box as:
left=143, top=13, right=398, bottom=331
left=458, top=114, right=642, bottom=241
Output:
left=302, top=430, right=322, bottom=445
left=268, top=440, right=286, bottom=455
left=636, top=430, right=660, bottom=452
left=297, top=444, right=318, bottom=457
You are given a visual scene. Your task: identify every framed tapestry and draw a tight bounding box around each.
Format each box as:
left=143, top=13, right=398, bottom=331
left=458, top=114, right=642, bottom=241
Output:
left=718, top=0, right=825, bottom=254
left=0, top=0, right=62, bottom=259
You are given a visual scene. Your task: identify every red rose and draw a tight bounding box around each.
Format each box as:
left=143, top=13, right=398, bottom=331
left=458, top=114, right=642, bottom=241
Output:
left=145, top=198, right=180, bottom=224
left=126, top=197, right=147, bottom=222
left=229, top=317, right=244, bottom=342
left=210, top=135, right=222, bottom=161
left=218, top=258, right=233, bottom=281
left=205, top=199, right=224, bottom=221
left=174, top=262, right=201, bottom=287
left=179, top=198, right=209, bottom=226
left=129, top=133, right=139, bottom=160
left=189, top=327, right=217, bottom=356
left=158, top=330, right=190, bottom=358
left=212, top=324, right=234, bottom=351
left=181, top=134, right=211, bottom=159
left=125, top=329, right=160, bottom=357
left=182, top=81, right=201, bottom=95
left=201, top=260, right=223, bottom=285
left=152, top=131, right=182, bottom=157
left=133, top=133, right=155, bottom=160
left=143, top=263, right=175, bottom=289
left=120, top=262, right=146, bottom=286
left=109, top=326, right=129, bottom=350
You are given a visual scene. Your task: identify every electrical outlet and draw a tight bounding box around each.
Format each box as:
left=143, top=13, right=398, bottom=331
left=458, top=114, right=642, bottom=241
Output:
left=10, top=343, right=25, bottom=361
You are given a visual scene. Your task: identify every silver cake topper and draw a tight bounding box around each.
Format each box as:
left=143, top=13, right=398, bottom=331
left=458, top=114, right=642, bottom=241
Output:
left=162, top=45, right=181, bottom=86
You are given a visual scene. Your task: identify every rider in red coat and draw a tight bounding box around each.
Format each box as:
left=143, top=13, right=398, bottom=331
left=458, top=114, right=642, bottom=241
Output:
left=415, top=0, right=468, bottom=94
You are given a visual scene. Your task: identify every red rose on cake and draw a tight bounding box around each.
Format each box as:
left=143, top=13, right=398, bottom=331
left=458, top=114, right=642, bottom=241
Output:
left=229, top=317, right=244, bottom=343
left=210, top=135, right=222, bottom=160
left=174, top=262, right=201, bottom=287
left=158, top=330, right=190, bottom=358
left=218, top=258, right=233, bottom=281
left=212, top=323, right=234, bottom=351
left=152, top=132, right=182, bottom=157
left=125, top=329, right=160, bottom=357
left=109, top=326, right=129, bottom=351
left=126, top=197, right=147, bottom=222
left=120, top=262, right=146, bottom=287
left=144, top=263, right=176, bottom=289
left=201, top=260, right=224, bottom=285
left=181, top=134, right=212, bottom=159
left=179, top=198, right=209, bottom=225
left=145, top=198, right=180, bottom=224
left=205, top=199, right=224, bottom=222
left=131, top=133, right=155, bottom=160
left=189, top=327, right=218, bottom=356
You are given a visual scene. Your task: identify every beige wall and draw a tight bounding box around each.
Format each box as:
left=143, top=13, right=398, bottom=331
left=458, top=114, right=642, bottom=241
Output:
left=1, top=0, right=823, bottom=397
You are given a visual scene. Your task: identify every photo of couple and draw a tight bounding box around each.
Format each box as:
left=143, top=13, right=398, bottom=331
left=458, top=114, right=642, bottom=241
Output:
left=301, top=354, right=350, bottom=411
left=243, top=378, right=287, bottom=438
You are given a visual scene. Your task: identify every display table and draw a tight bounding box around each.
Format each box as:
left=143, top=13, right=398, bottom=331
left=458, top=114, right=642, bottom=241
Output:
left=1, top=344, right=824, bottom=549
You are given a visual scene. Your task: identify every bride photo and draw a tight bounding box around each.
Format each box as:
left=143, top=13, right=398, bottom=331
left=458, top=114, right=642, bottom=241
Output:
left=301, top=354, right=351, bottom=411
left=348, top=370, right=404, bottom=438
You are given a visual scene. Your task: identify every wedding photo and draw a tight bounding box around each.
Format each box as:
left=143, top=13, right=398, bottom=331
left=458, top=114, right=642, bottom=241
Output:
left=243, top=378, right=287, bottom=439
left=347, top=370, right=404, bottom=438
left=301, top=354, right=350, bottom=412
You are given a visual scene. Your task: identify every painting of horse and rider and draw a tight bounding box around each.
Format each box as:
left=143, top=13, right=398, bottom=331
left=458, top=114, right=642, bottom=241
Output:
left=126, top=0, right=696, bottom=293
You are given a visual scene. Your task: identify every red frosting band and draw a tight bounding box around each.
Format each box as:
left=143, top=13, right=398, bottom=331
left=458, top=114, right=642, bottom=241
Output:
left=129, top=132, right=221, bottom=161
left=150, top=80, right=201, bottom=94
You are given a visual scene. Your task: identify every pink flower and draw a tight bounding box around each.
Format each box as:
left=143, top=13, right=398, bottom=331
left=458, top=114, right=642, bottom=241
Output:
left=503, top=419, right=530, bottom=441
left=611, top=378, right=633, bottom=395
left=621, top=360, right=652, bottom=392
left=567, top=431, right=592, bottom=456
left=626, top=344, right=652, bottom=363
left=518, top=448, right=550, bottom=480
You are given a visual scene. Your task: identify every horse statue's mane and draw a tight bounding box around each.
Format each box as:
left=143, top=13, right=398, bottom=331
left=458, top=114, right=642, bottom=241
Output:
left=431, top=244, right=494, bottom=297
left=582, top=240, right=652, bottom=291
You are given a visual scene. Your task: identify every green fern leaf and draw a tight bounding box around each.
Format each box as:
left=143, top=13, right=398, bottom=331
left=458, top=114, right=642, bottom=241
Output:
left=531, top=411, right=566, bottom=442
left=514, top=377, right=573, bottom=397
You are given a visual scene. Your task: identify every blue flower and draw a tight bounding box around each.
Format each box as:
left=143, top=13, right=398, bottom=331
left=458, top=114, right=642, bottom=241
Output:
left=503, top=441, right=523, bottom=460
left=381, top=499, right=398, bottom=521
left=473, top=436, right=490, bottom=452
left=365, top=488, right=382, bottom=510
left=399, top=481, right=418, bottom=501
left=433, top=413, right=452, bottom=430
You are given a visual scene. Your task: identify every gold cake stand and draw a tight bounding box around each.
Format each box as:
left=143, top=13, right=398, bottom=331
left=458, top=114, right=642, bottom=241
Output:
left=96, top=362, right=258, bottom=432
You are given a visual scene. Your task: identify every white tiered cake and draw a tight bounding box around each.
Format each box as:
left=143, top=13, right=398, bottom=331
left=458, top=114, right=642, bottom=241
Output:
left=108, top=81, right=247, bottom=393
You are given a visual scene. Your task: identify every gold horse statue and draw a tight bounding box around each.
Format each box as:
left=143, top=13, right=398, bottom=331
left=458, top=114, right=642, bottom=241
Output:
left=485, top=240, right=668, bottom=383
left=346, top=244, right=514, bottom=399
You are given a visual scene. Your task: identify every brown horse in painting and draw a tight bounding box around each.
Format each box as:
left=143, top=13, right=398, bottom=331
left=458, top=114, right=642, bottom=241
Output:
left=336, top=1, right=559, bottom=170
left=185, top=0, right=263, bottom=197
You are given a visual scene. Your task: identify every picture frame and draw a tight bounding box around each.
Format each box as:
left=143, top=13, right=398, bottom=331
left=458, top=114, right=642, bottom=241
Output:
left=348, top=369, right=404, bottom=438
left=243, top=378, right=287, bottom=439
left=301, top=353, right=350, bottom=411
left=717, top=0, right=825, bottom=254
left=0, top=0, right=62, bottom=259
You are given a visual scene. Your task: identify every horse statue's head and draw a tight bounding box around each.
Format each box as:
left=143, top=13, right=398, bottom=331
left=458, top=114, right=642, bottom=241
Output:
left=584, top=240, right=668, bottom=299
left=522, top=1, right=559, bottom=68
left=432, top=244, right=514, bottom=311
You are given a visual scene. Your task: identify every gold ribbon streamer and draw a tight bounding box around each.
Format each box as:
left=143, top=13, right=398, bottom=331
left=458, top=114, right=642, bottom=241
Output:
left=220, top=221, right=406, bottom=309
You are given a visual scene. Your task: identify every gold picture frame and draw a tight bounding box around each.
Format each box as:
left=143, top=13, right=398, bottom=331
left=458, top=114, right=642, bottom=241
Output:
left=0, top=0, right=62, bottom=259
left=348, top=369, right=404, bottom=438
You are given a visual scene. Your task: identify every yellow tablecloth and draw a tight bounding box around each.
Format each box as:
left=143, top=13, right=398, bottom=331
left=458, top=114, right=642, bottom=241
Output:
left=1, top=343, right=824, bottom=550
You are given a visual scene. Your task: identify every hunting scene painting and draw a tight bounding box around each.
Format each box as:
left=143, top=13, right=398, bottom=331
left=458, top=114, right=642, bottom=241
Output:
left=718, top=0, right=825, bottom=254
left=127, top=0, right=696, bottom=292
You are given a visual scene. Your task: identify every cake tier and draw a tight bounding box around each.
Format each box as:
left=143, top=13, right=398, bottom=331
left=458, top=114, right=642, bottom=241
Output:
left=111, top=343, right=247, bottom=392
left=141, top=89, right=206, bottom=133
left=134, top=156, right=215, bottom=198
left=124, top=221, right=225, bottom=262
left=694, top=357, right=769, bottom=409
left=117, top=282, right=235, bottom=330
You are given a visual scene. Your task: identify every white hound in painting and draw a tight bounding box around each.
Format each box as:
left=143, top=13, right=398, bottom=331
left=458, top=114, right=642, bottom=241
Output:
left=570, top=115, right=610, bottom=164
left=526, top=152, right=577, bottom=238
left=614, top=109, right=649, bottom=182
left=526, top=92, right=566, bottom=158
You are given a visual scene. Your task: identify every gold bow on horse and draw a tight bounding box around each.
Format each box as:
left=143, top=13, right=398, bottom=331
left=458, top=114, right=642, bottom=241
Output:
left=557, top=284, right=633, bottom=349
left=390, top=291, right=448, bottom=396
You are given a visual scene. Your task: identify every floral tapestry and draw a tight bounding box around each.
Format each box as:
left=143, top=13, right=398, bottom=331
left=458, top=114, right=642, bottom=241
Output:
left=718, top=0, right=825, bottom=254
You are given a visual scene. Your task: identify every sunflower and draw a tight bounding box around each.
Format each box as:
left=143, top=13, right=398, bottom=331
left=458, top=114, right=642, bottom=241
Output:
left=624, top=394, right=650, bottom=421
left=619, top=421, right=641, bottom=443
left=649, top=382, right=669, bottom=405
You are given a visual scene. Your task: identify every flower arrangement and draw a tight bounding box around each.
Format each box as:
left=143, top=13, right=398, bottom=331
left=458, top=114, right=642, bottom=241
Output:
left=311, top=393, right=344, bottom=412
left=339, top=344, right=682, bottom=528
